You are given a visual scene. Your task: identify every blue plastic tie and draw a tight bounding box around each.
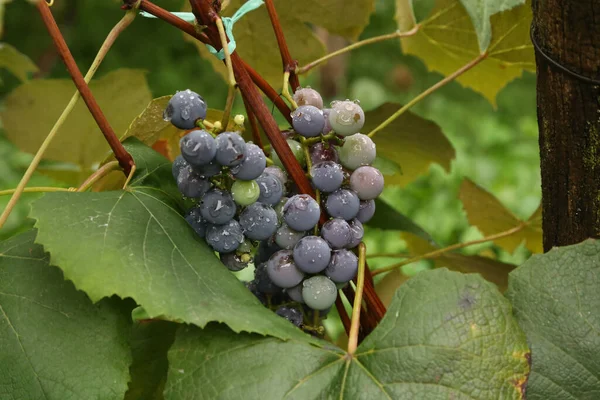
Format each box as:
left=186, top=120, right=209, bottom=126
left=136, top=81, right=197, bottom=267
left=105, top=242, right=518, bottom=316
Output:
left=140, top=0, right=264, bottom=60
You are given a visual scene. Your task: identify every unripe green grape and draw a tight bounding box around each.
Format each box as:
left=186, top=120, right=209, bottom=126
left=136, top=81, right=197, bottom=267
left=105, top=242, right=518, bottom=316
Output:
left=339, top=133, right=376, bottom=170
left=302, top=275, right=338, bottom=311
left=272, top=139, right=306, bottom=169
left=231, top=179, right=260, bottom=206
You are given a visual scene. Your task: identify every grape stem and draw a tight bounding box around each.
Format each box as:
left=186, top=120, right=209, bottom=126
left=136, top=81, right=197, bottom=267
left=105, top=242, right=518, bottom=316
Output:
left=371, top=222, right=528, bottom=277
left=0, top=187, right=76, bottom=196
left=0, top=9, right=136, bottom=230
left=216, top=17, right=237, bottom=131
left=241, top=94, right=264, bottom=149
left=367, top=52, right=487, bottom=138
left=348, top=242, right=366, bottom=355
left=297, top=25, right=420, bottom=75
left=77, top=161, right=122, bottom=192
left=282, top=71, right=298, bottom=109
left=264, top=0, right=300, bottom=91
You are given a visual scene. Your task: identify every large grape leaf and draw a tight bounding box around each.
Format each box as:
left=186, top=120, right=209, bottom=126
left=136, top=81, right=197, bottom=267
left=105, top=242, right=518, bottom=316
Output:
left=0, top=42, right=38, bottom=82
left=187, top=0, right=375, bottom=88
left=363, top=103, right=455, bottom=187
left=30, top=138, right=313, bottom=342
left=164, top=269, right=529, bottom=399
left=0, top=69, right=151, bottom=168
left=506, top=239, right=600, bottom=399
left=369, top=198, right=435, bottom=243
left=397, top=0, right=534, bottom=104
left=459, top=178, right=542, bottom=253
left=0, top=231, right=132, bottom=399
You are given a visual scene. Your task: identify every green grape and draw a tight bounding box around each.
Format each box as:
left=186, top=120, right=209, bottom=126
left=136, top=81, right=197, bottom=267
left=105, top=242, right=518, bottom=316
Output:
left=339, top=133, right=376, bottom=170
left=302, top=275, right=338, bottom=310
left=272, top=139, right=306, bottom=169
left=231, top=180, right=260, bottom=206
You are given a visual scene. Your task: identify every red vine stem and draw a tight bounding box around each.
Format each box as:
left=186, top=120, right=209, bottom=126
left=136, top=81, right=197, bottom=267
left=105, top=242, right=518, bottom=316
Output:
left=124, top=0, right=292, bottom=125
left=189, top=0, right=314, bottom=197
left=264, top=0, right=300, bottom=91
left=241, top=93, right=264, bottom=150
left=37, top=1, right=133, bottom=175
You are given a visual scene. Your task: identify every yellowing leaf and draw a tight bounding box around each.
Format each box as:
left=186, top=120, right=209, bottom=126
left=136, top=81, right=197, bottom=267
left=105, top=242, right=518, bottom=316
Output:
left=363, top=103, right=455, bottom=186
left=187, top=0, right=375, bottom=88
left=398, top=0, right=534, bottom=104
left=0, top=69, right=152, bottom=168
left=0, top=42, right=38, bottom=82
left=375, top=269, right=409, bottom=307
left=459, top=178, right=543, bottom=253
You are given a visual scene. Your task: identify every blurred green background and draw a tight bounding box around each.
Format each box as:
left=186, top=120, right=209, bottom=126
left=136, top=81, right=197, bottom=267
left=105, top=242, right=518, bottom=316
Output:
left=0, top=0, right=540, bottom=270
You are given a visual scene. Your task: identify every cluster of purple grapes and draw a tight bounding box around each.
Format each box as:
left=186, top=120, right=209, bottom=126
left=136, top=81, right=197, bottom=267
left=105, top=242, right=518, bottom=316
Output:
left=166, top=87, right=383, bottom=330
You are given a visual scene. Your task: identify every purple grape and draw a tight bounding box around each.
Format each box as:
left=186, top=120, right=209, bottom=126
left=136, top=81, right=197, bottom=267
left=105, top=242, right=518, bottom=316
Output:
left=283, top=194, right=321, bottom=231
left=193, top=160, right=221, bottom=178
left=325, top=249, right=358, bottom=283
left=231, top=143, right=266, bottom=181
left=255, top=172, right=284, bottom=205
left=325, top=189, right=360, bottom=220
left=291, top=105, right=325, bottom=137
left=310, top=161, right=344, bottom=193
left=215, top=132, right=247, bottom=167
left=239, top=203, right=279, bottom=241
left=357, top=200, right=376, bottom=223
left=293, top=236, right=332, bottom=274
left=177, top=165, right=211, bottom=198
left=350, top=166, right=384, bottom=200
left=275, top=224, right=305, bottom=250
left=172, top=155, right=188, bottom=179
left=164, top=89, right=207, bottom=130
left=266, top=250, right=305, bottom=288
left=285, top=283, right=304, bottom=303
left=205, top=220, right=244, bottom=253
left=200, top=188, right=236, bottom=224
left=180, top=129, right=216, bottom=167
left=347, top=219, right=364, bottom=248
left=184, top=206, right=207, bottom=238
left=309, top=142, right=339, bottom=165
left=321, top=218, right=352, bottom=249
left=254, top=263, right=283, bottom=294
left=264, top=166, right=287, bottom=186
left=276, top=306, right=303, bottom=327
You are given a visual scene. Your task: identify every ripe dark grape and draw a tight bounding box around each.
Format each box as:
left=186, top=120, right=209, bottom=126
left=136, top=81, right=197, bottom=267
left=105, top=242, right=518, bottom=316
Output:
left=325, top=249, right=358, bottom=283
left=254, top=237, right=281, bottom=266
left=283, top=194, right=321, bottom=231
left=215, top=132, right=247, bottom=167
left=347, top=219, right=364, bottom=248
left=321, top=218, right=352, bottom=249
left=328, top=100, right=365, bottom=137
left=309, top=142, right=339, bottom=165
left=293, top=87, right=323, bottom=109
left=350, top=166, right=384, bottom=200
left=357, top=199, right=376, bottom=223
left=254, top=263, right=283, bottom=294
left=219, top=251, right=250, bottom=272
left=293, top=236, right=332, bottom=273
left=339, top=133, right=376, bottom=170
left=264, top=166, right=287, bottom=186
left=266, top=250, right=305, bottom=288
left=302, top=276, right=338, bottom=310
left=200, top=188, right=236, bottom=224
left=231, top=143, right=266, bottom=180
left=255, top=172, right=284, bottom=205
left=172, top=155, right=188, bottom=180
left=275, top=306, right=303, bottom=327
left=180, top=130, right=216, bottom=167
left=310, top=161, right=344, bottom=193
left=184, top=206, right=207, bottom=238
left=164, top=89, right=207, bottom=130
left=205, top=220, right=244, bottom=253
left=275, top=224, right=305, bottom=250
left=285, top=283, right=304, bottom=303
left=193, top=160, right=221, bottom=178
left=177, top=166, right=211, bottom=198
left=291, top=105, right=325, bottom=138
left=231, top=180, right=260, bottom=206
left=238, top=203, right=279, bottom=241
left=325, top=189, right=360, bottom=221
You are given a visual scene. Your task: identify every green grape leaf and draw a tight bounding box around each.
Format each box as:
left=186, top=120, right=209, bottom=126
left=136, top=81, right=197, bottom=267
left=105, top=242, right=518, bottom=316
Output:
left=397, top=0, right=534, bottom=104
left=0, top=69, right=152, bottom=169
left=364, top=103, right=455, bottom=186
left=0, top=231, right=132, bottom=399
left=0, top=42, right=38, bottom=82
left=402, top=232, right=517, bottom=291
left=369, top=198, right=435, bottom=243
left=506, top=239, right=600, bottom=399
left=0, top=1, right=11, bottom=39
left=165, top=269, right=529, bottom=399
left=125, top=321, right=178, bottom=400
left=186, top=0, right=375, bottom=88
left=459, top=178, right=542, bottom=253
left=30, top=139, right=313, bottom=343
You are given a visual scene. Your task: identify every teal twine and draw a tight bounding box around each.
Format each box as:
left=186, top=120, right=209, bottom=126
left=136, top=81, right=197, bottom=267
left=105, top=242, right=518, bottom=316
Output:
left=139, top=0, right=264, bottom=60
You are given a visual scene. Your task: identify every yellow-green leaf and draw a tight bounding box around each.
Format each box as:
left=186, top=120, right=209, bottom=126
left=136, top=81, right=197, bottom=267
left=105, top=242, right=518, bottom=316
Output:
left=363, top=103, right=455, bottom=186
left=0, top=42, right=38, bottom=82
left=0, top=0, right=10, bottom=39
left=397, top=0, right=534, bottom=104
left=0, top=69, right=151, bottom=169
left=459, top=178, right=543, bottom=253
left=187, top=0, right=375, bottom=88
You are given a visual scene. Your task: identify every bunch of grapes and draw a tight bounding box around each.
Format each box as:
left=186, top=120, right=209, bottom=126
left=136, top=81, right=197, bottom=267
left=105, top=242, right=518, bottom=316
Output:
left=167, top=87, right=383, bottom=332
